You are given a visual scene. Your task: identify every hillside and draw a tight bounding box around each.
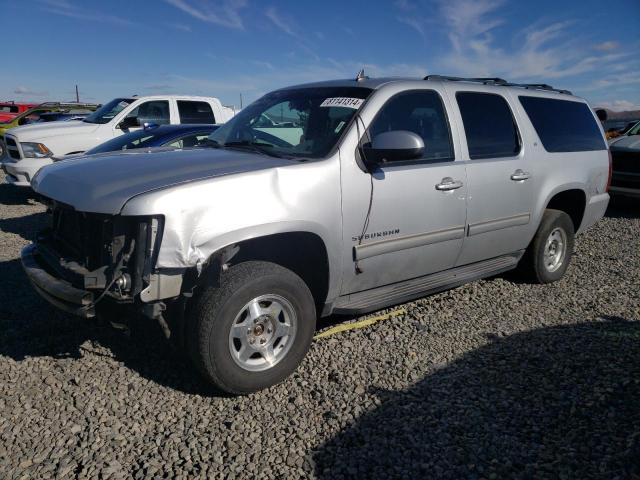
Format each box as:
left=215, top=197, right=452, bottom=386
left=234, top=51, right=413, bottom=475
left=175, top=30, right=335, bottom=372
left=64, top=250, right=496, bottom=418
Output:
left=601, top=109, right=640, bottom=120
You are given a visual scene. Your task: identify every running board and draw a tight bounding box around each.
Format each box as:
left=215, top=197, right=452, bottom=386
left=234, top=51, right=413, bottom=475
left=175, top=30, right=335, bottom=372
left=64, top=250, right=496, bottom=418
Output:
left=331, top=251, right=524, bottom=315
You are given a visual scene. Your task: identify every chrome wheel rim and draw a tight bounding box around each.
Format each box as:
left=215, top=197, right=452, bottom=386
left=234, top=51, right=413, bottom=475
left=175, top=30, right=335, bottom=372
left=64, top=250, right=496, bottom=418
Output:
left=228, top=294, right=297, bottom=372
left=544, top=227, right=567, bottom=273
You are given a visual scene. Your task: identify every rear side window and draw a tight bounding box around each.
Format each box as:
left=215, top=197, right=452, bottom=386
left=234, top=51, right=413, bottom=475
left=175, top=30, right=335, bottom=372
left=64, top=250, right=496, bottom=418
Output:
left=178, top=101, right=215, bottom=124
left=518, top=96, right=606, bottom=152
left=456, top=92, right=520, bottom=159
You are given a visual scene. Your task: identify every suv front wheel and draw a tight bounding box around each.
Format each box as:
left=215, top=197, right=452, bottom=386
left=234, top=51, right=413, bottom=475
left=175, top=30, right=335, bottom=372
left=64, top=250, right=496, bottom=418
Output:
left=520, top=209, right=575, bottom=283
left=187, top=261, right=316, bottom=394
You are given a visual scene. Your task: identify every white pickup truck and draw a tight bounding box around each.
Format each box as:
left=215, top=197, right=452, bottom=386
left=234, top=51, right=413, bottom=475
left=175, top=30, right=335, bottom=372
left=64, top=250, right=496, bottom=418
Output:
left=1, top=95, right=235, bottom=186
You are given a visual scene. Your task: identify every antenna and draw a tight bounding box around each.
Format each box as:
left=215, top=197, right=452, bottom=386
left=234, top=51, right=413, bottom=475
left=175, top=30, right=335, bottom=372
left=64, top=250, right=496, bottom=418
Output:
left=356, top=69, right=368, bottom=82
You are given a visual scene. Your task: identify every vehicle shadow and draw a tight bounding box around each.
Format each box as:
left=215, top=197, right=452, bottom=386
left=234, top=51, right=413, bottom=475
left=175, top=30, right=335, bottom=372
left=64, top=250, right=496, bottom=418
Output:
left=0, top=182, right=39, bottom=206
left=312, top=317, right=640, bottom=479
left=0, top=257, right=209, bottom=395
left=0, top=211, right=48, bottom=242
left=0, top=254, right=363, bottom=397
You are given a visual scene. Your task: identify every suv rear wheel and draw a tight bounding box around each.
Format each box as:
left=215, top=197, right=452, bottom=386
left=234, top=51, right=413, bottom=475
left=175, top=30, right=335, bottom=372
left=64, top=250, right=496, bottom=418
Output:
left=520, top=209, right=575, bottom=283
left=187, top=261, right=316, bottom=394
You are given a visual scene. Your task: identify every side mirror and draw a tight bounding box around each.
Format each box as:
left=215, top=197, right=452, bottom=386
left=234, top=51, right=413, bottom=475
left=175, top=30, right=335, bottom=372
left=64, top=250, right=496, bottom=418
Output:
left=362, top=130, right=425, bottom=164
left=118, top=116, right=140, bottom=130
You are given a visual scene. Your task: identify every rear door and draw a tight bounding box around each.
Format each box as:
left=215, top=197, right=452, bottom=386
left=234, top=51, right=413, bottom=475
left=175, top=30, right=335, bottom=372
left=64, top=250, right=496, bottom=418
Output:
left=445, top=87, right=535, bottom=265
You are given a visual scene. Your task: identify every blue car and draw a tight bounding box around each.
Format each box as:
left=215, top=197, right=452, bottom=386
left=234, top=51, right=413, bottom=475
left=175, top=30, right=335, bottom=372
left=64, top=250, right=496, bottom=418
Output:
left=36, top=111, right=93, bottom=123
left=80, top=123, right=219, bottom=157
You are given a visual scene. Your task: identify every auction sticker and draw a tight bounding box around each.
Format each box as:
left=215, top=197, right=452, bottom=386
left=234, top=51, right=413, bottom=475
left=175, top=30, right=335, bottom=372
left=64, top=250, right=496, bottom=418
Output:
left=320, top=97, right=364, bottom=109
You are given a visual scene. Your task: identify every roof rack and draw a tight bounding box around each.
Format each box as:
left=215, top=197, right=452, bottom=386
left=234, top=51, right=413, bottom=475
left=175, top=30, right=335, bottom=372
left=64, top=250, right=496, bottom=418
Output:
left=423, top=75, right=572, bottom=95
left=35, top=101, right=100, bottom=108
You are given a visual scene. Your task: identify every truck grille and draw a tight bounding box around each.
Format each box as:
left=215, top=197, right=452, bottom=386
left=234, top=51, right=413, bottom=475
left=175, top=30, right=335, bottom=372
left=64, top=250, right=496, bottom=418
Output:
left=49, top=205, right=115, bottom=271
left=5, top=136, right=21, bottom=161
left=611, top=149, right=640, bottom=175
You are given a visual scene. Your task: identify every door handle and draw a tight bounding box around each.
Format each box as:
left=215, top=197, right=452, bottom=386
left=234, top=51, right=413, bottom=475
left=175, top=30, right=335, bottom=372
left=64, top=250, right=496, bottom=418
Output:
left=435, top=177, right=464, bottom=191
left=511, top=169, right=531, bottom=181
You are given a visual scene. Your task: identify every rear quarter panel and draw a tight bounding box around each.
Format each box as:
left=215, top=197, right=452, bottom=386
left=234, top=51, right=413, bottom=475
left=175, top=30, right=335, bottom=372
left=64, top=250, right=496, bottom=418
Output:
left=507, top=92, right=610, bottom=238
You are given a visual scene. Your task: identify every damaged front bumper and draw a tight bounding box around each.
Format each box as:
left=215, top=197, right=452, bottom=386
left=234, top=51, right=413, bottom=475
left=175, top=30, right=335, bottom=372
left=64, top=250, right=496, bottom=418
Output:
left=21, top=244, right=96, bottom=318
left=21, top=201, right=186, bottom=319
left=22, top=241, right=186, bottom=319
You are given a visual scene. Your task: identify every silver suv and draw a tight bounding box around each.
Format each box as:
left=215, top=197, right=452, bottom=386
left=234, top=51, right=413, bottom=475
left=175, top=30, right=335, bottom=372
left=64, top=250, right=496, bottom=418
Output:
left=22, top=74, right=611, bottom=394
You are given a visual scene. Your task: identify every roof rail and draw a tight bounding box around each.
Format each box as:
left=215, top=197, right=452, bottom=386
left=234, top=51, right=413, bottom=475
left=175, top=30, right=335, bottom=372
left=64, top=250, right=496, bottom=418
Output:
left=424, top=75, right=509, bottom=85
left=516, top=83, right=572, bottom=95
left=423, top=75, right=572, bottom=95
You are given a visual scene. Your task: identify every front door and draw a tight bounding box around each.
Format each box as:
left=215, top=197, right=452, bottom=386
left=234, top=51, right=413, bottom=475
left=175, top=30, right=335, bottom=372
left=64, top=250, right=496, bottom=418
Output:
left=340, top=88, right=468, bottom=294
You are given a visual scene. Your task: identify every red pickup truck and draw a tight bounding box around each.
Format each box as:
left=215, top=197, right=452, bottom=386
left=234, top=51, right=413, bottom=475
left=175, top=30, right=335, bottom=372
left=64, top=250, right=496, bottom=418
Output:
left=0, top=102, right=36, bottom=122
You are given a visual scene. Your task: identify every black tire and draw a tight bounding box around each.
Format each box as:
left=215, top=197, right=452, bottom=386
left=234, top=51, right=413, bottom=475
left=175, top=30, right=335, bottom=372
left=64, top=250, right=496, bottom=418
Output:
left=519, top=209, right=575, bottom=284
left=187, top=261, right=316, bottom=395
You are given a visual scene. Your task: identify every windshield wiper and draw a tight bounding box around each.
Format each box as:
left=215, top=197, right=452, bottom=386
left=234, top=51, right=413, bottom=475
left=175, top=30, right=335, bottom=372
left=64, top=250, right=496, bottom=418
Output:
left=222, top=140, right=282, bottom=158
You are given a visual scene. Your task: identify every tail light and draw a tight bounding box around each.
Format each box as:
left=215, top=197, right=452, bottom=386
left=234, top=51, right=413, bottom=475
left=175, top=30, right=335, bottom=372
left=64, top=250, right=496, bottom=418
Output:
left=606, top=149, right=613, bottom=192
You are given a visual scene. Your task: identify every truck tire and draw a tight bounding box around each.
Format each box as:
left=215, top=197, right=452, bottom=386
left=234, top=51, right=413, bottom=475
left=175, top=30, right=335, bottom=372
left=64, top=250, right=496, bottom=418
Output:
left=520, top=209, right=575, bottom=284
left=187, top=261, right=316, bottom=395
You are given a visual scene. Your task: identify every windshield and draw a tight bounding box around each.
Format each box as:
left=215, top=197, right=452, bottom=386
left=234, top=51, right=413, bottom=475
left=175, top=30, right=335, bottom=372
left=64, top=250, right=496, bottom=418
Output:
left=83, top=98, right=134, bottom=124
left=626, top=121, right=640, bottom=136
left=208, top=86, right=372, bottom=159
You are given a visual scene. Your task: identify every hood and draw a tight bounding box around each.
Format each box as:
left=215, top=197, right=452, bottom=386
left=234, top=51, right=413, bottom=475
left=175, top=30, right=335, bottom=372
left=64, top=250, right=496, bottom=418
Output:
left=609, top=135, right=640, bottom=151
left=32, top=147, right=293, bottom=214
left=7, top=120, right=99, bottom=141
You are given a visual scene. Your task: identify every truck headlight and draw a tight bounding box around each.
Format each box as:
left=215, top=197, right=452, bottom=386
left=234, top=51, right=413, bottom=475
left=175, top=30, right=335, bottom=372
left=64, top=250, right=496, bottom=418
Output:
left=21, top=142, right=53, bottom=158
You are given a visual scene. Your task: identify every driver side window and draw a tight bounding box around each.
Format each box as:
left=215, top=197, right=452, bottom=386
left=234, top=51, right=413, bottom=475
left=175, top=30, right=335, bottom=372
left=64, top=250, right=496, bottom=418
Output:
left=368, top=90, right=454, bottom=163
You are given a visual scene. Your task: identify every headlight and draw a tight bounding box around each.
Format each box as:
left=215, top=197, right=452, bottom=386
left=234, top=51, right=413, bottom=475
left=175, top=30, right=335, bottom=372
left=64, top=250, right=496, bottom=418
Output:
left=21, top=142, right=53, bottom=158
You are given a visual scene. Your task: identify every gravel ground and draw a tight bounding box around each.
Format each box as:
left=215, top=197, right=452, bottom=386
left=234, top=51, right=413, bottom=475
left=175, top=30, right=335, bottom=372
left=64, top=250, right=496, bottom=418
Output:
left=0, top=175, right=638, bottom=479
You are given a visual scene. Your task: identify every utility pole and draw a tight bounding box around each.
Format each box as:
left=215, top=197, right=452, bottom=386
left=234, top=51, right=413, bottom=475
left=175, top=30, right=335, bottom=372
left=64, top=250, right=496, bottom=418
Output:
left=75, top=85, right=79, bottom=103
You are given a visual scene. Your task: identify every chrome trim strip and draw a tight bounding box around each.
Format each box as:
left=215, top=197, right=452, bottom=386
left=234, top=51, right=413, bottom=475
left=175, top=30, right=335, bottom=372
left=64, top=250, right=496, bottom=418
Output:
left=354, top=225, right=465, bottom=261
left=468, top=213, right=530, bottom=236
left=334, top=251, right=524, bottom=314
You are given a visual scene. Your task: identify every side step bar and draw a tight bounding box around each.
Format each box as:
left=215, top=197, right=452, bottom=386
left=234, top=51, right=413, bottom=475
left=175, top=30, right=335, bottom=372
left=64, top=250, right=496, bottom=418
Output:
left=331, top=251, right=524, bottom=315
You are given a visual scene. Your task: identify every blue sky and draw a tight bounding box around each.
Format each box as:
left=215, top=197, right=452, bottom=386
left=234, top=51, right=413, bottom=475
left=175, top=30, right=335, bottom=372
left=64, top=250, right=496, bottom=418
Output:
left=1, top=0, right=639, bottom=110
